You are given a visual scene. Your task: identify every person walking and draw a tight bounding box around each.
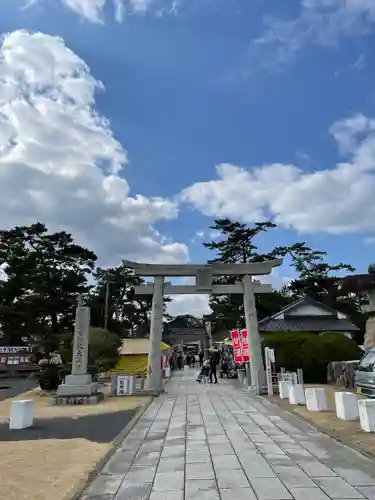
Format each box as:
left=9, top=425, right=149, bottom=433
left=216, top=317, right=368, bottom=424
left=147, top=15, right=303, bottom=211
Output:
left=177, top=353, right=183, bottom=370
left=209, top=349, right=219, bottom=384
left=199, top=350, right=204, bottom=367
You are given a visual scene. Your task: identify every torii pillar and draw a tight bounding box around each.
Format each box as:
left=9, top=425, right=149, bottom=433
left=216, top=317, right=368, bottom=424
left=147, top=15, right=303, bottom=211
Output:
left=122, top=259, right=282, bottom=394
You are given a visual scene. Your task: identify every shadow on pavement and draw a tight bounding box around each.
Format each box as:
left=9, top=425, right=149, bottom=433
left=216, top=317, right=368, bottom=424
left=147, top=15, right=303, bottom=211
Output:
left=0, top=407, right=139, bottom=444
left=0, top=378, right=37, bottom=402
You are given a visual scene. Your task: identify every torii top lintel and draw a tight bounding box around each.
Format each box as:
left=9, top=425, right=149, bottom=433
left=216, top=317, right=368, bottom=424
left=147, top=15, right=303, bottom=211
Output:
left=122, top=259, right=282, bottom=277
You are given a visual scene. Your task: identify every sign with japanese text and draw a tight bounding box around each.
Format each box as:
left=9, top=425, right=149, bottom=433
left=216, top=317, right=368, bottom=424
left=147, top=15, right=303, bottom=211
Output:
left=231, top=329, right=243, bottom=363
left=0, top=346, right=31, bottom=354
left=240, top=329, right=250, bottom=363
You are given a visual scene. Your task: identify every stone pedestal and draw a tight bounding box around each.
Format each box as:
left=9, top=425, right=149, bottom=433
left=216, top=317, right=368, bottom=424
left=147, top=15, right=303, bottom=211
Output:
left=288, top=384, right=305, bottom=405
left=10, top=400, right=34, bottom=430
left=57, top=374, right=99, bottom=397
left=335, top=391, right=359, bottom=421
left=278, top=381, right=291, bottom=399
left=305, top=388, right=327, bottom=412
left=358, top=399, right=375, bottom=432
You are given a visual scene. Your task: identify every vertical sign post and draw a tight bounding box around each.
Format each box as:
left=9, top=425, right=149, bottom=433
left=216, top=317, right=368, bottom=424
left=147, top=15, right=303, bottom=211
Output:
left=264, top=347, right=275, bottom=396
left=240, top=329, right=251, bottom=387
left=240, top=330, right=250, bottom=362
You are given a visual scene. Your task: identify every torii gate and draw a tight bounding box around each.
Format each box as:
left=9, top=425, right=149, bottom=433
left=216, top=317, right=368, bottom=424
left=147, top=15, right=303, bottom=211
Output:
left=122, top=259, right=282, bottom=394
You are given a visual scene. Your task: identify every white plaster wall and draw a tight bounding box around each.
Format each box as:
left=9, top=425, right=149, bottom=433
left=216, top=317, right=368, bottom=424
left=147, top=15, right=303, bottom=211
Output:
left=287, top=304, right=333, bottom=316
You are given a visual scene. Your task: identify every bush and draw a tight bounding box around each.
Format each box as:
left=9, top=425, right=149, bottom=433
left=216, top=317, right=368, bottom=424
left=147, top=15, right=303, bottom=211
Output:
left=58, top=327, right=121, bottom=373
left=38, top=362, right=61, bottom=391
left=262, top=332, right=362, bottom=383
left=88, top=328, right=121, bottom=372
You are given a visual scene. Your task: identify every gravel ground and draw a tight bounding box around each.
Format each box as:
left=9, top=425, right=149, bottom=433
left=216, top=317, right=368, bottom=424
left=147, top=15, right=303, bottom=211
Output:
left=0, top=387, right=151, bottom=500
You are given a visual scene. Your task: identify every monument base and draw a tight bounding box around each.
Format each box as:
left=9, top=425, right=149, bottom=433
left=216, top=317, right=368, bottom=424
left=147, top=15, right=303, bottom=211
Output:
left=56, top=374, right=99, bottom=398
left=51, top=392, right=104, bottom=406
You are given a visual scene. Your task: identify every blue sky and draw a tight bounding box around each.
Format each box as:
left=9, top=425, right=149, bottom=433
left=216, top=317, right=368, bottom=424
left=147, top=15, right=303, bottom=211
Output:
left=1, top=0, right=375, bottom=314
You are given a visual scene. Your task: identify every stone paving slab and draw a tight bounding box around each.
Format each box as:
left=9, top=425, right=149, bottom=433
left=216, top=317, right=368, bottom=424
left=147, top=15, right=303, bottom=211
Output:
left=81, top=368, right=375, bottom=500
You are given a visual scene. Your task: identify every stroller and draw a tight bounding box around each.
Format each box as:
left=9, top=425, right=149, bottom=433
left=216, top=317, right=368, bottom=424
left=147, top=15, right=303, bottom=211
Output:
left=196, top=360, right=210, bottom=384
left=220, top=359, right=229, bottom=379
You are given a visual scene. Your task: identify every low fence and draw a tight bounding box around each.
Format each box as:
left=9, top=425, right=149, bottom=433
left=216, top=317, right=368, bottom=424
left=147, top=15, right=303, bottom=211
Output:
left=327, top=360, right=360, bottom=389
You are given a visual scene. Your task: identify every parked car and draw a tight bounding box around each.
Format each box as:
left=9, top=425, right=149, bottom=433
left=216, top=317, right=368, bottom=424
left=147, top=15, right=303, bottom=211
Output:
left=355, top=349, right=375, bottom=397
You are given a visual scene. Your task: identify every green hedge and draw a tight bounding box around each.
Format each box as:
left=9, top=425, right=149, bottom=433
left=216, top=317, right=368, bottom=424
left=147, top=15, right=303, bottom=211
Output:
left=262, top=332, right=362, bottom=383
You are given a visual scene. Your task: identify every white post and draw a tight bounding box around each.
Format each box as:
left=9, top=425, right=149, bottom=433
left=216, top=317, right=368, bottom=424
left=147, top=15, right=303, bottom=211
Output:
left=242, top=275, right=265, bottom=394
left=265, top=347, right=274, bottom=396
left=146, top=276, right=165, bottom=393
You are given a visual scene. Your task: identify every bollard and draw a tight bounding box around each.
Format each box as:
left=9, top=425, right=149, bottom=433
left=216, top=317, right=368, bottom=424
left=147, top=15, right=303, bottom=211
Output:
left=335, top=392, right=359, bottom=421
left=288, top=384, right=305, bottom=405
left=278, top=381, right=291, bottom=399
left=305, top=388, right=327, bottom=412
left=9, top=399, right=34, bottom=430
left=358, top=399, right=375, bottom=432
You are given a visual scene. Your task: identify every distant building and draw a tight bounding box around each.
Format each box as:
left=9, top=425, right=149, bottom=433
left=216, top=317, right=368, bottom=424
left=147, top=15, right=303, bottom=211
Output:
left=258, top=296, right=359, bottom=338
left=0, top=346, right=38, bottom=377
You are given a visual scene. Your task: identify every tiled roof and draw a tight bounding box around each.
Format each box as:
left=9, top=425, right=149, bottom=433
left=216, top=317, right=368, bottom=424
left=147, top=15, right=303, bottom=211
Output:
left=259, top=317, right=359, bottom=333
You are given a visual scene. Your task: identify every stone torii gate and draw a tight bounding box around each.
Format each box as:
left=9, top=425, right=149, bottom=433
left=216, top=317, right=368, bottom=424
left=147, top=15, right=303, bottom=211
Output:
left=122, top=259, right=282, bottom=395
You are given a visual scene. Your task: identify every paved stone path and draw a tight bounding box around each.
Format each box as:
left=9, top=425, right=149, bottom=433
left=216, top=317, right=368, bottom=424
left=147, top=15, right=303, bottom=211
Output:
left=82, top=368, right=375, bottom=500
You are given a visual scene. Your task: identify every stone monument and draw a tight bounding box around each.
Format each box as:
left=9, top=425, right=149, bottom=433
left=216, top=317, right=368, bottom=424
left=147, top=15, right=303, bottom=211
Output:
left=340, top=264, right=375, bottom=351
left=54, top=295, right=103, bottom=405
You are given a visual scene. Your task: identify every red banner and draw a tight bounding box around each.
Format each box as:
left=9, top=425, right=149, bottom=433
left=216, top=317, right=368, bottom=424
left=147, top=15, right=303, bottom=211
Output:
left=240, top=329, right=250, bottom=362
left=231, top=329, right=243, bottom=363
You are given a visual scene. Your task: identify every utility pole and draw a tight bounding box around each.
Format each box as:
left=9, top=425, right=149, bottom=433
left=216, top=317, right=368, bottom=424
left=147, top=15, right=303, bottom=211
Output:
left=104, top=272, right=117, bottom=331
left=104, top=281, right=110, bottom=330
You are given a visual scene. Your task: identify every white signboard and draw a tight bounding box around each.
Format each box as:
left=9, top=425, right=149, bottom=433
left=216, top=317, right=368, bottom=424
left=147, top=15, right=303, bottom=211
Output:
left=0, top=346, right=31, bottom=354
left=265, top=347, right=275, bottom=396
left=116, top=375, right=135, bottom=396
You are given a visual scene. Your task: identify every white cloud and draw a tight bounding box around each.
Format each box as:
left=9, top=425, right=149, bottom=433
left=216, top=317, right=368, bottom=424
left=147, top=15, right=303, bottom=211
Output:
left=0, top=30, right=188, bottom=266
left=167, top=294, right=211, bottom=317
left=180, top=112, right=375, bottom=235
left=165, top=277, right=211, bottom=317
left=24, top=0, right=183, bottom=22
left=244, top=0, right=375, bottom=73
left=61, top=0, right=107, bottom=23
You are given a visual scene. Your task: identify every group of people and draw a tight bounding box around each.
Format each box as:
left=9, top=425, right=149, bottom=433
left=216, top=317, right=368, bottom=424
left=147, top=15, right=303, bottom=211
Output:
left=185, top=352, right=196, bottom=368
left=197, top=348, right=221, bottom=384
left=170, top=345, right=236, bottom=384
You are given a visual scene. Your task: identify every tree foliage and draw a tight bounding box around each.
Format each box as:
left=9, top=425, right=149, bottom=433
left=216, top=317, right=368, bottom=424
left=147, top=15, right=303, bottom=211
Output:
left=271, top=242, right=355, bottom=304
left=89, top=266, right=153, bottom=337
left=0, top=223, right=97, bottom=352
left=203, top=219, right=277, bottom=264
left=0, top=222, right=173, bottom=354
left=89, top=265, right=171, bottom=337
left=262, top=332, right=362, bottom=383
left=202, top=218, right=364, bottom=340
left=203, top=218, right=292, bottom=329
